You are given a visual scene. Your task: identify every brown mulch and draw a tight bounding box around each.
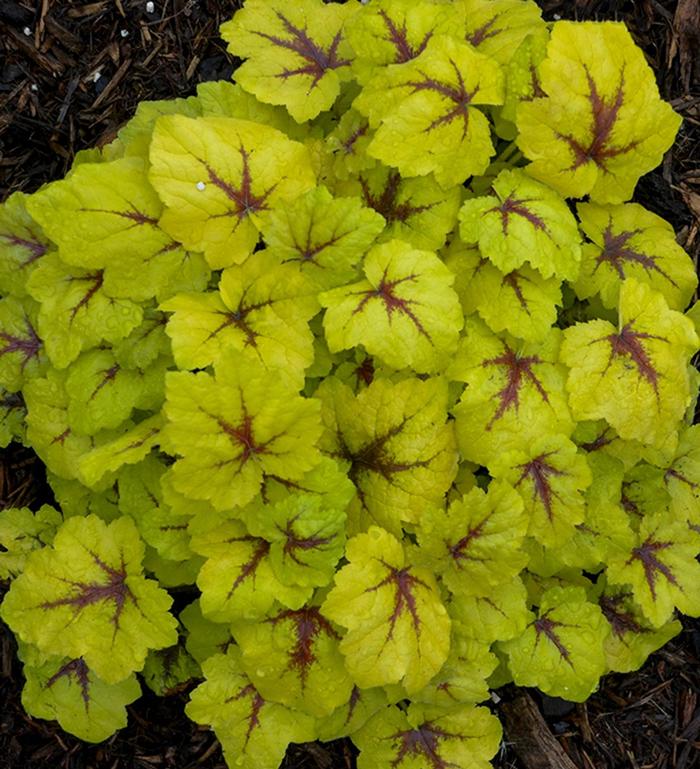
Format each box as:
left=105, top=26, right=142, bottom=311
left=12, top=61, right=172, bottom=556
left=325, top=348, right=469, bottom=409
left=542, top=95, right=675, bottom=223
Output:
left=1, top=1, right=699, bottom=768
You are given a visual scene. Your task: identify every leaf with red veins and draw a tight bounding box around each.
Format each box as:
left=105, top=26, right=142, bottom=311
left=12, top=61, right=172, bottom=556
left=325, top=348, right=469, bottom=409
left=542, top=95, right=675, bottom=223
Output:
left=321, top=239, right=463, bottom=373
left=360, top=171, right=433, bottom=225
left=561, top=279, right=698, bottom=450
left=220, top=0, right=356, bottom=122
left=46, top=658, right=91, bottom=710
left=598, top=593, right=647, bottom=639
left=608, top=514, right=700, bottom=627
left=575, top=202, right=698, bottom=311
left=186, top=647, right=316, bottom=768
left=322, top=527, right=450, bottom=693
left=490, top=435, right=590, bottom=547
left=500, top=585, right=608, bottom=701
left=490, top=196, right=548, bottom=236
left=0, top=515, right=177, bottom=685
left=0, top=189, right=49, bottom=295
left=378, top=9, right=433, bottom=64
left=353, top=702, right=502, bottom=769
left=517, top=22, right=681, bottom=203
left=204, top=148, right=277, bottom=221
left=0, top=297, right=45, bottom=391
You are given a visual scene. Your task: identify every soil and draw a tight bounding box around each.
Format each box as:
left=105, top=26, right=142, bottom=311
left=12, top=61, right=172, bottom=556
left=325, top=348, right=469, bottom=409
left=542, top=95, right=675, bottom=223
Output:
left=0, top=1, right=698, bottom=768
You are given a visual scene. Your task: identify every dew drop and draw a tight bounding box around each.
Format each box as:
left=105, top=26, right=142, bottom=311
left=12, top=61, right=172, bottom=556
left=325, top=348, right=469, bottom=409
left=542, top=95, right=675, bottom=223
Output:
left=196, top=181, right=206, bottom=191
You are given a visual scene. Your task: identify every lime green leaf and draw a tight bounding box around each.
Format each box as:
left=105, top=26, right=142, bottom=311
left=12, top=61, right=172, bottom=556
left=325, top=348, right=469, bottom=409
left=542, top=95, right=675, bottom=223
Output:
left=607, top=512, right=700, bottom=627
left=186, top=648, right=316, bottom=769
left=0, top=505, right=62, bottom=580
left=149, top=116, right=316, bottom=268
left=443, top=239, right=562, bottom=343
left=48, top=473, right=120, bottom=522
left=356, top=35, right=504, bottom=187
left=459, top=169, right=581, bottom=280
left=317, top=376, right=457, bottom=535
left=490, top=434, right=592, bottom=547
left=193, top=518, right=310, bottom=622
left=0, top=515, right=178, bottom=683
left=335, top=165, right=461, bottom=251
left=0, top=388, right=26, bottom=448
left=26, top=253, right=143, bottom=369
left=452, top=321, right=574, bottom=466
left=0, top=191, right=50, bottom=298
left=574, top=202, right=697, bottom=311
left=0, top=296, right=47, bottom=392
left=561, top=280, right=699, bottom=450
left=22, top=655, right=140, bottom=743
left=417, top=481, right=528, bottom=596
left=665, top=425, right=700, bottom=528
left=164, top=355, right=322, bottom=511
left=233, top=604, right=353, bottom=717
left=260, top=186, right=385, bottom=290
left=221, top=0, right=358, bottom=122
left=180, top=600, right=235, bottom=665
left=517, top=21, right=682, bottom=203
left=354, top=702, right=502, bottom=769
left=499, top=585, right=608, bottom=701
left=322, top=526, right=450, bottom=693
left=118, top=95, right=201, bottom=158
left=142, top=641, right=200, bottom=696
left=500, top=29, right=549, bottom=126
left=450, top=577, right=531, bottom=644
left=321, top=239, right=463, bottom=373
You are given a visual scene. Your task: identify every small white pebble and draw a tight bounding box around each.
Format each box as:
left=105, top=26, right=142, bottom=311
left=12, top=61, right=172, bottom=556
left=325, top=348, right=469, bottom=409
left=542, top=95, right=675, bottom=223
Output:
left=92, top=70, right=102, bottom=83
left=30, top=83, right=38, bottom=92
left=553, top=13, right=561, bottom=19
left=146, top=1, right=155, bottom=12
left=120, top=29, right=129, bottom=38
left=23, top=26, right=32, bottom=36
left=196, top=181, right=206, bottom=191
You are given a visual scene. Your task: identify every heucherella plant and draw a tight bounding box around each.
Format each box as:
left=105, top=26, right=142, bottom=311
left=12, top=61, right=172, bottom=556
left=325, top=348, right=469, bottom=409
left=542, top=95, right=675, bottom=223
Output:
left=0, top=1, right=698, bottom=767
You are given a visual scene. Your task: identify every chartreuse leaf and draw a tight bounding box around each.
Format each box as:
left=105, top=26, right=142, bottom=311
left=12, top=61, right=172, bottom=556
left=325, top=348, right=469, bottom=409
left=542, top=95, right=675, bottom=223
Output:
left=0, top=515, right=178, bottom=684
left=353, top=702, right=502, bottom=769
left=180, top=599, right=234, bottom=665
left=21, top=654, right=141, bottom=743
left=499, top=586, right=608, bottom=701
left=0, top=191, right=50, bottom=298
left=457, top=0, right=545, bottom=65
left=0, top=296, right=47, bottom=391
left=606, top=511, right=700, bottom=627
left=78, top=414, right=163, bottom=488
left=118, top=95, right=201, bottom=158
left=26, top=253, right=143, bottom=369
left=443, top=239, right=562, bottom=343
left=345, top=0, right=462, bottom=81
left=665, top=425, right=700, bottom=528
left=162, top=252, right=317, bottom=388
left=187, top=648, right=316, bottom=769
left=450, top=578, right=531, bottom=644
left=459, top=169, right=581, bottom=280
left=561, top=280, right=699, bottom=450
left=517, top=21, right=682, bottom=203
left=0, top=505, right=62, bottom=580
left=26, top=157, right=199, bottom=303
left=356, top=35, right=504, bottom=187
left=499, top=29, right=549, bottom=127
left=248, top=494, right=346, bottom=589
left=416, top=481, right=528, bottom=597
left=220, top=0, right=357, bottom=123
left=574, top=202, right=697, bottom=311
left=321, top=240, right=463, bottom=374
left=322, top=526, right=450, bottom=693
left=233, top=603, right=353, bottom=718
left=593, top=582, right=681, bottom=674
left=142, top=640, right=200, bottom=696
left=149, top=116, right=316, bottom=269
left=260, top=186, right=385, bottom=290
left=451, top=321, right=574, bottom=466
left=164, top=354, right=322, bottom=511
left=0, top=389, right=26, bottom=448
left=335, top=165, right=461, bottom=251
left=316, top=376, right=457, bottom=536
left=48, top=472, right=120, bottom=523
left=323, top=109, right=376, bottom=181
left=192, top=517, right=310, bottom=622
left=490, top=434, right=592, bottom=547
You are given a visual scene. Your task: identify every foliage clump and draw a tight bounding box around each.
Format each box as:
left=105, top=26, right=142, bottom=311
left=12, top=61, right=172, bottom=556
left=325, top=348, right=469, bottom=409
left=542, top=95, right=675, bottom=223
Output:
left=0, top=1, right=698, bottom=767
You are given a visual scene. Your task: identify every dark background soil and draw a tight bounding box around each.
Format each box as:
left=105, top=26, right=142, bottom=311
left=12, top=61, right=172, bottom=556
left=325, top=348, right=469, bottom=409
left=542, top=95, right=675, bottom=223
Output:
left=1, top=1, right=699, bottom=768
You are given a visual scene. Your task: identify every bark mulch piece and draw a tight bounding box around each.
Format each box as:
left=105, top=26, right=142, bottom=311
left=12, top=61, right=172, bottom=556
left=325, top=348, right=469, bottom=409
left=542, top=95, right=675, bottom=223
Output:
left=1, top=0, right=699, bottom=768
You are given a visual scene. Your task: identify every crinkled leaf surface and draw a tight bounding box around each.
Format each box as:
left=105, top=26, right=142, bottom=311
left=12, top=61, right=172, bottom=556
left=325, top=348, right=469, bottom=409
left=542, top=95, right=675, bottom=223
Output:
left=317, top=376, right=457, bottom=535
left=499, top=585, right=608, bottom=701
left=665, top=425, right=700, bottom=527
left=0, top=505, right=62, bottom=580
left=221, top=0, right=357, bottom=122
left=574, top=202, right=697, bottom=311
left=142, top=641, right=200, bottom=697
left=0, top=191, right=50, bottom=298
left=164, top=354, right=322, bottom=511
left=322, top=526, right=450, bottom=693
left=321, top=239, right=463, bottom=373
left=0, top=515, right=178, bottom=683
left=356, top=35, right=504, bottom=187
left=561, top=280, right=699, bottom=450
left=517, top=21, right=682, bottom=202
left=450, top=577, right=531, bottom=644
left=149, top=116, right=316, bottom=268
left=459, top=168, right=581, bottom=280
left=186, top=647, right=316, bottom=769
left=0, top=296, right=46, bottom=392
